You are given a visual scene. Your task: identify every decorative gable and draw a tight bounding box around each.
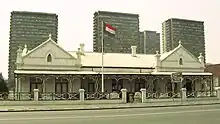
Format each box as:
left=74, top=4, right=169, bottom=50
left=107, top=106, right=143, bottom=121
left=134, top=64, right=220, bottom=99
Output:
left=18, top=34, right=79, bottom=70
left=160, top=41, right=204, bottom=72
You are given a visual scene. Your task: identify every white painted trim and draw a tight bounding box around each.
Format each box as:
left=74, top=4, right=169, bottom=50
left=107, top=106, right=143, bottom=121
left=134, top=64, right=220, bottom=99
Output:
left=14, top=70, right=212, bottom=76
left=151, top=72, right=212, bottom=76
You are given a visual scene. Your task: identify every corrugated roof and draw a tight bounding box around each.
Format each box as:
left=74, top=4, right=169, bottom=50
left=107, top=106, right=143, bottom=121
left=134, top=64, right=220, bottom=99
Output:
left=205, top=64, right=220, bottom=77
left=69, top=51, right=156, bottom=68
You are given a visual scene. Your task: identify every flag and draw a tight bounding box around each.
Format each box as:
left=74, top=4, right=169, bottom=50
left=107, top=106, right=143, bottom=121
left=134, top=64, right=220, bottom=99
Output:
left=105, top=23, right=116, bottom=35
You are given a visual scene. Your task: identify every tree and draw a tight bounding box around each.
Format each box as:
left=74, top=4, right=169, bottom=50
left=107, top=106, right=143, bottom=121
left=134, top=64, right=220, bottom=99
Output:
left=0, top=78, right=9, bottom=93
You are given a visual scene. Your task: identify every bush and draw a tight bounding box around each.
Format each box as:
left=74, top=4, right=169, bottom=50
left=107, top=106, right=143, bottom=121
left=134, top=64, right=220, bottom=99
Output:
left=0, top=79, right=9, bottom=93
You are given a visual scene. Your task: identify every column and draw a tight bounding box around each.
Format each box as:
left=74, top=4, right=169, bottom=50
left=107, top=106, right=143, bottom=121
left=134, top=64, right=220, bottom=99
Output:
left=181, top=88, right=187, bottom=101
left=15, top=77, right=18, bottom=95
left=95, top=78, right=99, bottom=93
left=216, top=87, right=220, bottom=99
left=129, top=80, right=132, bottom=92
left=69, top=77, right=72, bottom=92
left=210, top=77, right=213, bottom=93
left=147, top=77, right=153, bottom=93
left=140, top=88, right=147, bottom=103
left=33, top=89, right=39, bottom=101
left=121, top=89, right=127, bottom=103
left=79, top=89, right=85, bottom=102
left=43, top=79, right=46, bottom=93
left=18, top=78, right=21, bottom=93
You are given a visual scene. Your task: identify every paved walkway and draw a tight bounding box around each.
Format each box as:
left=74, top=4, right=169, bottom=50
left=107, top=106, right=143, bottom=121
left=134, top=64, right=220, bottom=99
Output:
left=0, top=99, right=220, bottom=112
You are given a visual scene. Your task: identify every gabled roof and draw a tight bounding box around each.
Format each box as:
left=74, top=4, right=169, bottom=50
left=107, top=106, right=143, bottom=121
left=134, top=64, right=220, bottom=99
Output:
left=23, top=34, right=75, bottom=59
left=68, top=51, right=156, bottom=68
left=20, top=36, right=201, bottom=69
left=160, top=41, right=201, bottom=64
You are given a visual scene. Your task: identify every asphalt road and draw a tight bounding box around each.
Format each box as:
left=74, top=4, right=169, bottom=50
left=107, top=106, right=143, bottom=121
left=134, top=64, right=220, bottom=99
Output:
left=1, top=104, right=220, bottom=124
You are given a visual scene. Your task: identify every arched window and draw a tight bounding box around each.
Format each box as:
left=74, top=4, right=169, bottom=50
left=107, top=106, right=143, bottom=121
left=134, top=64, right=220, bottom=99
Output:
left=47, top=54, right=52, bottom=62
left=179, top=58, right=183, bottom=65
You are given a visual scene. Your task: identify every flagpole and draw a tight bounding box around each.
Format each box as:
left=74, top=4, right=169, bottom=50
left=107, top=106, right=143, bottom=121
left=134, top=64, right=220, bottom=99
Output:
left=101, top=21, right=104, bottom=93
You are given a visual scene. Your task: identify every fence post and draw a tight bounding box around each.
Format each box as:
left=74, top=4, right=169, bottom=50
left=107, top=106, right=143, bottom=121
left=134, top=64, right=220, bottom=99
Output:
left=8, top=91, right=14, bottom=100
left=181, top=88, right=187, bottom=101
left=140, top=88, right=147, bottom=103
left=33, top=89, right=39, bottom=101
left=121, top=89, right=127, bottom=103
left=216, top=87, right=220, bottom=99
left=79, top=89, right=85, bottom=102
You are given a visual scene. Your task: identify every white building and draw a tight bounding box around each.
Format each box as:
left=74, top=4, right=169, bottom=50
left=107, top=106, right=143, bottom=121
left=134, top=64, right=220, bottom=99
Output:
left=14, top=35, right=213, bottom=99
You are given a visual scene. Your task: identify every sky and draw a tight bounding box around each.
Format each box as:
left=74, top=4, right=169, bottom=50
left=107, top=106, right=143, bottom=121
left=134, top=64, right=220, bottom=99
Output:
left=0, top=0, right=219, bottom=79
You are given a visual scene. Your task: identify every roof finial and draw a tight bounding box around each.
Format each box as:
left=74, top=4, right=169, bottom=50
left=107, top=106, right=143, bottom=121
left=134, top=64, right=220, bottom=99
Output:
left=179, top=40, right=182, bottom=45
left=49, top=33, right=52, bottom=39
left=199, top=53, right=203, bottom=57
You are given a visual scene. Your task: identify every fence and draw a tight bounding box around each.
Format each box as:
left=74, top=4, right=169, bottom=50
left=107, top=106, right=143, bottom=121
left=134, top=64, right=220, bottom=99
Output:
left=0, top=87, right=220, bottom=104
left=0, top=89, right=123, bottom=102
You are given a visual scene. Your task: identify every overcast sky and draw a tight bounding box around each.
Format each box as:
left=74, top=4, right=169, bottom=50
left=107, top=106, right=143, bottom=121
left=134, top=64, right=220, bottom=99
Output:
left=0, top=0, right=219, bottom=78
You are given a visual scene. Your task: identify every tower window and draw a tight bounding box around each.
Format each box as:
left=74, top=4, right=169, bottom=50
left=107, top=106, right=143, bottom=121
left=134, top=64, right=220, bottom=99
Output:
left=179, top=58, right=183, bottom=65
left=47, top=54, right=52, bottom=62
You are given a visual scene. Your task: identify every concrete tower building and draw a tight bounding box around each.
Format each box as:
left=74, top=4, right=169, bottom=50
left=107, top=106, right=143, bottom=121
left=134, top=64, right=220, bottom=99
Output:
left=8, top=11, right=58, bottom=86
left=93, top=11, right=140, bottom=53
left=161, top=18, right=205, bottom=61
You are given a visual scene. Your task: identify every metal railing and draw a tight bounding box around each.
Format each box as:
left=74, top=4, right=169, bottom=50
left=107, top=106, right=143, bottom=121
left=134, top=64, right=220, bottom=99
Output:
left=146, top=92, right=181, bottom=99
left=85, top=92, right=122, bottom=100
left=0, top=91, right=122, bottom=101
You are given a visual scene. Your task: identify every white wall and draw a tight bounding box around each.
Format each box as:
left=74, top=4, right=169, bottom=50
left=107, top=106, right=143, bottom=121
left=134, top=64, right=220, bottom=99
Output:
left=160, top=47, right=203, bottom=72
left=20, top=41, right=77, bottom=70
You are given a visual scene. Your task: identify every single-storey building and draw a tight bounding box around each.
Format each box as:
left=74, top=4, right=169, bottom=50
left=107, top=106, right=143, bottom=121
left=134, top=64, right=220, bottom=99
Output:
left=14, top=34, right=213, bottom=99
left=205, top=64, right=220, bottom=87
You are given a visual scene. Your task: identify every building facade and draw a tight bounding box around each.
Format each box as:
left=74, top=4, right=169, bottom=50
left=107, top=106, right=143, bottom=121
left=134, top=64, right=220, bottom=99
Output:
left=140, top=30, right=160, bottom=54
left=13, top=35, right=213, bottom=100
left=93, top=11, right=140, bottom=53
left=8, top=11, right=58, bottom=87
left=205, top=64, right=220, bottom=87
left=161, top=18, right=205, bottom=61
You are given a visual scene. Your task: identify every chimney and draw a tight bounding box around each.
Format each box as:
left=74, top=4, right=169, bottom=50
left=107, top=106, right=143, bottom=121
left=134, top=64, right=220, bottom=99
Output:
left=155, top=51, right=161, bottom=72
left=75, top=48, right=82, bottom=68
left=79, top=43, right=85, bottom=54
left=198, top=53, right=205, bottom=68
left=131, top=46, right=137, bottom=57
left=16, top=46, right=23, bottom=67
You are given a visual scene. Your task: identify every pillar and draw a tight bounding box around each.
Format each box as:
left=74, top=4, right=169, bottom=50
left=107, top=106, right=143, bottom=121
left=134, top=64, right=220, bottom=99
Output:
left=16, top=78, right=21, bottom=100
left=18, top=78, right=21, bottom=93
left=181, top=88, right=187, bottom=101
left=33, top=89, right=39, bottom=101
left=121, top=89, right=127, bottom=103
left=216, top=87, right=220, bottom=99
left=147, top=77, right=154, bottom=93
left=95, top=78, right=99, bottom=93
left=8, top=91, right=14, bottom=100
left=140, top=88, right=147, bottom=103
left=69, top=79, right=72, bottom=92
left=15, top=77, right=18, bottom=99
left=43, top=79, right=46, bottom=93
left=79, top=89, right=85, bottom=102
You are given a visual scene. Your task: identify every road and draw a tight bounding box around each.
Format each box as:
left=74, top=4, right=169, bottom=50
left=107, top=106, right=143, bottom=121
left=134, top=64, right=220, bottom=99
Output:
left=1, top=104, right=220, bottom=124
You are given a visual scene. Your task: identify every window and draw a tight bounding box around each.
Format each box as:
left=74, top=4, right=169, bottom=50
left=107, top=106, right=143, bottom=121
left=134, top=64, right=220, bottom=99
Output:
left=179, top=58, right=183, bottom=65
left=87, top=79, right=95, bottom=93
left=112, top=79, right=123, bottom=92
left=135, top=79, right=145, bottom=92
left=47, top=54, right=52, bottom=62
left=55, top=77, right=68, bottom=93
left=88, top=83, right=95, bottom=93
left=30, top=77, right=43, bottom=93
